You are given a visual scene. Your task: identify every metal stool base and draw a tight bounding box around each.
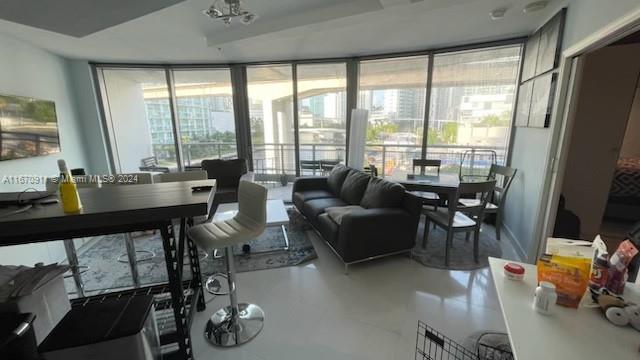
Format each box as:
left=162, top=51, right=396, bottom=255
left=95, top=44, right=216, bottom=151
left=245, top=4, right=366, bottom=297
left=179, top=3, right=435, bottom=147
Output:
left=204, top=303, right=264, bottom=347
left=63, top=265, right=90, bottom=278
left=116, top=250, right=155, bottom=263
left=206, top=273, right=233, bottom=296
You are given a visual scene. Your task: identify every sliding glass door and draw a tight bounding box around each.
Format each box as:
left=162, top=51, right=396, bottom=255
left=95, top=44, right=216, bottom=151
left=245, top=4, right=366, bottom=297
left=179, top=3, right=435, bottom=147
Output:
left=358, top=56, right=429, bottom=179
left=173, top=69, right=237, bottom=168
left=246, top=65, right=295, bottom=183
left=99, top=68, right=177, bottom=173
left=427, top=46, right=521, bottom=176
left=296, top=63, right=347, bottom=175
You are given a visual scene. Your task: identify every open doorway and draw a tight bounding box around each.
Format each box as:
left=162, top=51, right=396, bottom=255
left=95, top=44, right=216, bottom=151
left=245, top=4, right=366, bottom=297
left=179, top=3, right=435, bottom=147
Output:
left=553, top=33, right=640, bottom=254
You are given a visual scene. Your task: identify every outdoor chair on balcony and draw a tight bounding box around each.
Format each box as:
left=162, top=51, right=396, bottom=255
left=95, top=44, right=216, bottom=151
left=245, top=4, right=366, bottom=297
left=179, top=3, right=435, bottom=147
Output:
left=459, top=150, right=497, bottom=181
left=139, top=156, right=170, bottom=173
left=300, top=160, right=322, bottom=176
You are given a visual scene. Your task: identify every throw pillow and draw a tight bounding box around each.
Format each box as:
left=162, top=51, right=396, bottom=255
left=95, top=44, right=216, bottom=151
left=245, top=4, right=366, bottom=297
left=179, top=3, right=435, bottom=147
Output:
left=327, top=164, right=351, bottom=195
left=339, top=170, right=371, bottom=204
left=360, top=177, right=405, bottom=209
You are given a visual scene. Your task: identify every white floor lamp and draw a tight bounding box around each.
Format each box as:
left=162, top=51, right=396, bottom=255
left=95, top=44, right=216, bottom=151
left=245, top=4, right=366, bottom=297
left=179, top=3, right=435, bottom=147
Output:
left=347, top=109, right=369, bottom=170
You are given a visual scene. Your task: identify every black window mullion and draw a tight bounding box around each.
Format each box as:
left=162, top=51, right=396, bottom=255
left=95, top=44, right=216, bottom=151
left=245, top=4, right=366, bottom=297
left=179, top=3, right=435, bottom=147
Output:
left=421, top=53, right=435, bottom=166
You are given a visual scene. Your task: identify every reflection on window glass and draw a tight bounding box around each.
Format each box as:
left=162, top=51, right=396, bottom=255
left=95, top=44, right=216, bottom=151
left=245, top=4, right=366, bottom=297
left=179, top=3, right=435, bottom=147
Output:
left=358, top=56, right=429, bottom=179
left=296, top=63, right=347, bottom=175
left=100, top=69, right=177, bottom=172
left=173, top=69, right=237, bottom=167
left=427, top=45, right=521, bottom=176
left=247, top=65, right=295, bottom=183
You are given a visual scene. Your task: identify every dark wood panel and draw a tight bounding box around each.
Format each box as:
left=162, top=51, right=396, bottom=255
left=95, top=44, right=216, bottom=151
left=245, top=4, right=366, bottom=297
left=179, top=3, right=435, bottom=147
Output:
left=0, top=180, right=215, bottom=245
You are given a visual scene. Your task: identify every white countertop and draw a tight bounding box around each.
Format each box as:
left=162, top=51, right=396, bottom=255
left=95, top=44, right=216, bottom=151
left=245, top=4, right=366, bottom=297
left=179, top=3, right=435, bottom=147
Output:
left=488, top=257, right=640, bottom=360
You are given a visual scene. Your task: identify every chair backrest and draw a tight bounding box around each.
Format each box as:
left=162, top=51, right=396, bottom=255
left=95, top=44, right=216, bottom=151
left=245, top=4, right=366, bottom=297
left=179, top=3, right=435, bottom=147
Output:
left=447, top=180, right=496, bottom=226
left=413, top=159, right=441, bottom=175
left=459, top=150, right=497, bottom=181
left=201, top=158, right=248, bottom=188
left=140, top=156, right=158, bottom=167
left=236, top=180, right=267, bottom=231
left=488, top=164, right=517, bottom=207
left=153, top=170, right=207, bottom=183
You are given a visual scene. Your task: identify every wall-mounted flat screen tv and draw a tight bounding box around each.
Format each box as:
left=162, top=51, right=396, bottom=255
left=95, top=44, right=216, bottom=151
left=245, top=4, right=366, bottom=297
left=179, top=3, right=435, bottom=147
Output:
left=0, top=94, right=60, bottom=161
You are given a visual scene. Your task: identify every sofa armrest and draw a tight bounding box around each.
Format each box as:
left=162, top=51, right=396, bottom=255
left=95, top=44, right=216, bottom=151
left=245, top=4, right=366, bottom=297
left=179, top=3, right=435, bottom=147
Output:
left=292, top=176, right=330, bottom=193
left=337, top=208, right=418, bottom=262
left=402, top=191, right=424, bottom=219
left=240, top=171, right=255, bottom=183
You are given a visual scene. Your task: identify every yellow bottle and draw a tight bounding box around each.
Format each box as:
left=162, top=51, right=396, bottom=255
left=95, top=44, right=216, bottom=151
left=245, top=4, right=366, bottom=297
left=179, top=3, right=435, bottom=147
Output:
left=57, top=159, right=82, bottom=213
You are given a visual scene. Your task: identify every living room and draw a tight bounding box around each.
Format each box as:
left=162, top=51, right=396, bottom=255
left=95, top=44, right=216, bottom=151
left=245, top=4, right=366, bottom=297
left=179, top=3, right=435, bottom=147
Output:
left=1, top=1, right=640, bottom=360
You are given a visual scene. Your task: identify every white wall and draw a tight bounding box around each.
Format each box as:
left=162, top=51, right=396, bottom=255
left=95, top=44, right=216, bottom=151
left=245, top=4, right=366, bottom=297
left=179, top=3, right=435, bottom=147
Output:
left=101, top=72, right=154, bottom=173
left=620, top=86, right=640, bottom=159
left=504, top=0, right=640, bottom=261
left=67, top=60, right=111, bottom=174
left=0, top=33, right=91, bottom=265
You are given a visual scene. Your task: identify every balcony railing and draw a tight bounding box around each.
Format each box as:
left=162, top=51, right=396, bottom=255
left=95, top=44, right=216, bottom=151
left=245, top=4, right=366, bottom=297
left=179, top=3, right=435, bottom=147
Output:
left=151, top=142, right=505, bottom=180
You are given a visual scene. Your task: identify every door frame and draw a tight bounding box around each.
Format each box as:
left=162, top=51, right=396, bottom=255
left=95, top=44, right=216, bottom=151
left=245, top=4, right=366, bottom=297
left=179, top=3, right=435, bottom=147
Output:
left=537, top=7, right=640, bottom=257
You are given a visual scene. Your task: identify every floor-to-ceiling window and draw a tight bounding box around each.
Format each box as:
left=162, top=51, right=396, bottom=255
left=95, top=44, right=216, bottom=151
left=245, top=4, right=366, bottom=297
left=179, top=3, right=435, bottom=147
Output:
left=358, top=56, right=429, bottom=179
left=427, top=45, right=521, bottom=176
left=296, top=63, right=348, bottom=175
left=246, top=65, right=295, bottom=183
left=173, top=69, right=237, bottom=167
left=95, top=42, right=522, bottom=181
left=99, top=68, right=177, bottom=173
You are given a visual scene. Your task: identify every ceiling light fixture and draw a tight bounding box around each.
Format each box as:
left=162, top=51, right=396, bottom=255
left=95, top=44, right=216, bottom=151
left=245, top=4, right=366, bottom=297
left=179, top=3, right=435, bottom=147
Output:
left=523, top=1, right=549, bottom=14
left=203, top=0, right=257, bottom=26
left=490, top=7, right=507, bottom=20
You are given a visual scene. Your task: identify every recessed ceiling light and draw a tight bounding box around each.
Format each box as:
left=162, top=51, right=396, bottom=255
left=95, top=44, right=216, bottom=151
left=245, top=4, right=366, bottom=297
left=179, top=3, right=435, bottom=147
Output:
left=490, top=7, right=507, bottom=20
left=523, top=1, right=549, bottom=13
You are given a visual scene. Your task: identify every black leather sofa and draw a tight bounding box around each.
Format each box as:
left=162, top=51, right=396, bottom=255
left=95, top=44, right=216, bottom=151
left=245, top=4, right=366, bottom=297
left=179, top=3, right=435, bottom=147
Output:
left=293, top=165, right=422, bottom=271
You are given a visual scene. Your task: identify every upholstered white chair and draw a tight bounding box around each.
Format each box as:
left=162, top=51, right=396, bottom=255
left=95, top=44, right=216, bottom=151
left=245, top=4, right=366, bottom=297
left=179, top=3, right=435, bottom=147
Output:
left=187, top=180, right=267, bottom=347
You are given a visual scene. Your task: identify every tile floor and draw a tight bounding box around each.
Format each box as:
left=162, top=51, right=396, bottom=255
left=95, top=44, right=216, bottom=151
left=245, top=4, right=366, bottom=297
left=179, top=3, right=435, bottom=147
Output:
left=191, top=230, right=517, bottom=360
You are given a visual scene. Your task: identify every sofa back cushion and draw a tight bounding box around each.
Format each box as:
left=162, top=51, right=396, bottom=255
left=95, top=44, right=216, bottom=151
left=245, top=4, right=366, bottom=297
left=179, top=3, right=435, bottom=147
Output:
left=339, top=170, right=371, bottom=204
left=360, top=177, right=405, bottom=209
left=327, top=164, right=351, bottom=195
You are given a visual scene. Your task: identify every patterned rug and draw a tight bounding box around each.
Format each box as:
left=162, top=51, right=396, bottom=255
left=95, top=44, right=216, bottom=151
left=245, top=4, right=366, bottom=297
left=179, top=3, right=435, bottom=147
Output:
left=65, top=210, right=317, bottom=293
left=411, top=217, right=502, bottom=270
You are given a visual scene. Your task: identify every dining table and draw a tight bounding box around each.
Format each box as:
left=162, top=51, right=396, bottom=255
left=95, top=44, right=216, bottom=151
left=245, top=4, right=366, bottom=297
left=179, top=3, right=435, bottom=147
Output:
left=0, top=179, right=216, bottom=360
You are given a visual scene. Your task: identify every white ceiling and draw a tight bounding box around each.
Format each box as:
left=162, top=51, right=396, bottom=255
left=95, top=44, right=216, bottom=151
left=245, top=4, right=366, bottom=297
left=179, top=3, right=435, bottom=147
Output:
left=0, top=0, right=563, bottom=63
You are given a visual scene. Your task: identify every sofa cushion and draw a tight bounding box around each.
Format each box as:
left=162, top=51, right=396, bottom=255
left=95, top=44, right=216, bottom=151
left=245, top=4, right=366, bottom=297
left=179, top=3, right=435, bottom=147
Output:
left=316, top=213, right=339, bottom=246
left=327, top=164, right=351, bottom=195
left=293, top=190, right=334, bottom=210
left=302, top=197, right=348, bottom=220
left=339, top=170, right=371, bottom=205
left=325, top=205, right=365, bottom=225
left=360, top=177, right=405, bottom=209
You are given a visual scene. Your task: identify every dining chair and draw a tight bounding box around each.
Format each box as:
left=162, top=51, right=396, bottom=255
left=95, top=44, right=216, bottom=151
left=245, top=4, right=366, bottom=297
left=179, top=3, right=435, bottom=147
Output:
left=458, top=164, right=517, bottom=241
left=422, top=180, right=496, bottom=266
left=413, top=159, right=441, bottom=176
left=410, top=159, right=443, bottom=210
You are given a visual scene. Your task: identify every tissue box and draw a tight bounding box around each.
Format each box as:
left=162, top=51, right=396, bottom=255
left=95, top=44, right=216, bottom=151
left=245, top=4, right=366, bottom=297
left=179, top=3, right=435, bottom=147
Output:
left=0, top=273, right=70, bottom=344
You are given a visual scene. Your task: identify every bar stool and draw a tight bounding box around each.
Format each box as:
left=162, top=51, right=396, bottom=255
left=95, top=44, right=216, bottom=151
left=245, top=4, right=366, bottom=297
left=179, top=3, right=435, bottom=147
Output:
left=187, top=180, right=267, bottom=347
